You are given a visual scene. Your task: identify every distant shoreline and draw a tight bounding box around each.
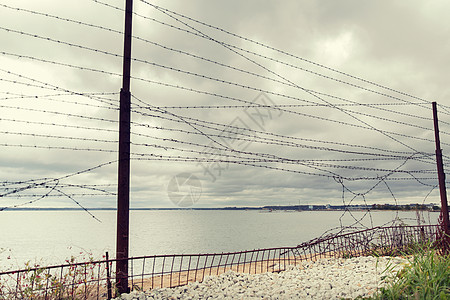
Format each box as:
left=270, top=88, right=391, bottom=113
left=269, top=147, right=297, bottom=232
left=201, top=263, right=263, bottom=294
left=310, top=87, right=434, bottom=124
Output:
left=2, top=204, right=442, bottom=212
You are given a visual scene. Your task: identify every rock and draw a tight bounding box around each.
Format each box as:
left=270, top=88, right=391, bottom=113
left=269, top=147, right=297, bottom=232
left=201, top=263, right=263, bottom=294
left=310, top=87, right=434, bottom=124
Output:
left=113, top=256, right=407, bottom=300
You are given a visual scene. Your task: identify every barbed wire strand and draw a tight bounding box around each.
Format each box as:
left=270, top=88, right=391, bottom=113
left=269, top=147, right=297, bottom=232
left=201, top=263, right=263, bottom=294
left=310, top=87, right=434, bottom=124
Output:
left=137, top=1, right=439, bottom=109
left=136, top=0, right=450, bottom=118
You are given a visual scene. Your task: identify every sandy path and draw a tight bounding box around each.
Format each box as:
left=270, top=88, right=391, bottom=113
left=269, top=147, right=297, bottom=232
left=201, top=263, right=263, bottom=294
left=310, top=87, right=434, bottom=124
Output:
left=128, top=252, right=341, bottom=290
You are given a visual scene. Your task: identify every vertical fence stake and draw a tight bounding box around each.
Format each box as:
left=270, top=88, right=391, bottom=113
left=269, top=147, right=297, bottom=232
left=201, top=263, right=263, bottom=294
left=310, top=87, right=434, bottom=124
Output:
left=432, top=102, right=450, bottom=251
left=106, top=252, right=112, bottom=300
left=116, top=0, right=133, bottom=295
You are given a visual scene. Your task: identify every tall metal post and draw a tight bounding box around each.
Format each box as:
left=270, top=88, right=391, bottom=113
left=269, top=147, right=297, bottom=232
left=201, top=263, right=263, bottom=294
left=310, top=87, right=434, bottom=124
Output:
left=116, top=0, right=133, bottom=295
left=432, top=102, right=450, bottom=246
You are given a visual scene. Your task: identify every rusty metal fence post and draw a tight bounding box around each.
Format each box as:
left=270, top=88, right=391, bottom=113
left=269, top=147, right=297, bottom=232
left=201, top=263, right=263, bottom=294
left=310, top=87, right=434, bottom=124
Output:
left=116, top=0, right=134, bottom=295
left=432, top=102, right=450, bottom=252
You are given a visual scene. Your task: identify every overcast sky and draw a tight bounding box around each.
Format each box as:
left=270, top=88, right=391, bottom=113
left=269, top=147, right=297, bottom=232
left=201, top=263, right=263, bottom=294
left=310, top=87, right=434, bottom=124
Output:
left=1, top=0, right=450, bottom=210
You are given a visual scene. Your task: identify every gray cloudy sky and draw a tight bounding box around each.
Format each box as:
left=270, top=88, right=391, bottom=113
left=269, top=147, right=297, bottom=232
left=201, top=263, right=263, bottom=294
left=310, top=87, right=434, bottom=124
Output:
left=1, top=0, right=450, bottom=209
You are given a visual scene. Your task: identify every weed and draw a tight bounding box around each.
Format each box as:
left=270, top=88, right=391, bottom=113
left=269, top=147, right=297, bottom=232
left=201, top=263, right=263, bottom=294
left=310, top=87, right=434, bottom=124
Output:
left=371, top=244, right=450, bottom=299
left=0, top=252, right=113, bottom=299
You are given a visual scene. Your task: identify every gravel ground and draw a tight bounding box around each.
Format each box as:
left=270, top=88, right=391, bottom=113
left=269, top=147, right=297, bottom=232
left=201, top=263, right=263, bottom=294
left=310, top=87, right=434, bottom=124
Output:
left=115, top=256, right=408, bottom=299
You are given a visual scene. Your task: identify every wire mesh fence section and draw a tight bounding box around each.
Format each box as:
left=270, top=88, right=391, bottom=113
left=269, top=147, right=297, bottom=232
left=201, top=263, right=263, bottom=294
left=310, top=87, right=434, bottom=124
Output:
left=127, top=248, right=299, bottom=292
left=0, top=225, right=442, bottom=299
left=292, top=224, right=439, bottom=260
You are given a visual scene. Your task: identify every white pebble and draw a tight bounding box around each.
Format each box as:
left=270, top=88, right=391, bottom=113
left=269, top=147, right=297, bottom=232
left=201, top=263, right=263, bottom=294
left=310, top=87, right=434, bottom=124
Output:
left=114, top=256, right=406, bottom=300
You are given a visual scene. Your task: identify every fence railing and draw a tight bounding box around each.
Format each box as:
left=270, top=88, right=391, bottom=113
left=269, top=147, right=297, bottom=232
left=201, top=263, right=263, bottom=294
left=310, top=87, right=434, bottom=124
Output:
left=0, top=224, right=441, bottom=299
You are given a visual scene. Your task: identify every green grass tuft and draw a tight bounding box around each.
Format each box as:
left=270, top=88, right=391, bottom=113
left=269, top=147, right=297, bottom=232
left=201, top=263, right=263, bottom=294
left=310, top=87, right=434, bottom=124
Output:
left=371, top=246, right=450, bottom=300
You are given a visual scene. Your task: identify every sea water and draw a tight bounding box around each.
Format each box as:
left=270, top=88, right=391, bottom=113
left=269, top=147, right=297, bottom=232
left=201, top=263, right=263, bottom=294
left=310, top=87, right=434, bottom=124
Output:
left=0, top=209, right=439, bottom=270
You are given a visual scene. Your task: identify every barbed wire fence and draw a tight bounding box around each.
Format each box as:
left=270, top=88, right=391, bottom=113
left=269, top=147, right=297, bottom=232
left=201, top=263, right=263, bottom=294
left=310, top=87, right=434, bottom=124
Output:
left=0, top=0, right=448, bottom=287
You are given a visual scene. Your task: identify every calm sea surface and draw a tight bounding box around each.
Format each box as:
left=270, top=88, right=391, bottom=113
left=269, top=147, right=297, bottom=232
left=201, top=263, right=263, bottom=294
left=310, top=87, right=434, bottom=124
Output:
left=0, top=210, right=439, bottom=270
